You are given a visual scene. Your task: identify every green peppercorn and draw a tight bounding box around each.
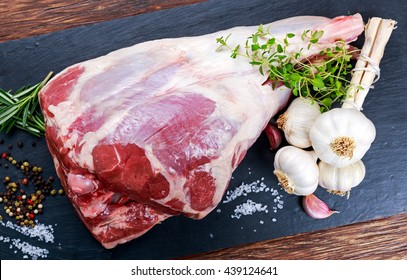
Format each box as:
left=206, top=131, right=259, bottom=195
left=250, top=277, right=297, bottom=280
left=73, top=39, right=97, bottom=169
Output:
left=23, top=162, right=29, bottom=167
left=32, top=166, right=38, bottom=172
left=50, top=190, right=57, bottom=196
left=36, top=190, right=42, bottom=195
left=12, top=160, right=17, bottom=165
left=37, top=167, right=43, bottom=173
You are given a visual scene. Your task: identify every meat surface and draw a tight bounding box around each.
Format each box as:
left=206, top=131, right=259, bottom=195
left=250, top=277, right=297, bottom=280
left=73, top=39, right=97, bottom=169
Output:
left=39, top=14, right=364, bottom=248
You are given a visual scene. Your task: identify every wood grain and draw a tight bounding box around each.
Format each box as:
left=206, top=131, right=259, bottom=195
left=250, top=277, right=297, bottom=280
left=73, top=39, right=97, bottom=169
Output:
left=183, top=213, right=407, bottom=259
left=1, top=0, right=406, bottom=260
left=0, top=0, right=206, bottom=42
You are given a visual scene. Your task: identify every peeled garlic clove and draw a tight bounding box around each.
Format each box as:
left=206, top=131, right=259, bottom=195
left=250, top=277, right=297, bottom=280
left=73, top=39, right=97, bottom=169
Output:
left=264, top=122, right=283, bottom=150
left=318, top=160, right=366, bottom=196
left=310, top=108, right=376, bottom=168
left=273, top=146, right=319, bottom=196
left=276, top=98, right=321, bottom=148
left=303, top=194, right=339, bottom=219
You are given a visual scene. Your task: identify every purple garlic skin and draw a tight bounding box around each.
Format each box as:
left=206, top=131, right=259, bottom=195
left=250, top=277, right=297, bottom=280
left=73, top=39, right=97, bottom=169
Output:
left=265, top=123, right=283, bottom=150
left=303, top=194, right=339, bottom=219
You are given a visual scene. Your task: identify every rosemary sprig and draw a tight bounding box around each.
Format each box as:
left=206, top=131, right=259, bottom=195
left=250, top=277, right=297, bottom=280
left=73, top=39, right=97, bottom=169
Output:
left=0, top=72, right=53, bottom=137
left=216, top=26, right=359, bottom=111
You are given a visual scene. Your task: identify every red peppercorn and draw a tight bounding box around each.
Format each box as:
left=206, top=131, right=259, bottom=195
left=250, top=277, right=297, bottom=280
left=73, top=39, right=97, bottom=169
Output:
left=27, top=199, right=33, bottom=205
left=29, top=213, right=34, bottom=219
left=21, top=178, right=29, bottom=185
left=1, top=152, right=7, bottom=158
left=17, top=195, right=22, bottom=201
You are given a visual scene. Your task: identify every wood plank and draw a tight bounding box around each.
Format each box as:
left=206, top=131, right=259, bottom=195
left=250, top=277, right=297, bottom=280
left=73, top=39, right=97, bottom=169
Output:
left=0, top=0, right=206, bottom=42
left=183, top=213, right=407, bottom=259
left=1, top=0, right=406, bottom=260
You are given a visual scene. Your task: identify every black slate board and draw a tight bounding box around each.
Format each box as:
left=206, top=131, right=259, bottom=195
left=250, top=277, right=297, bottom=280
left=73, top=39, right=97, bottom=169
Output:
left=0, top=0, right=406, bottom=260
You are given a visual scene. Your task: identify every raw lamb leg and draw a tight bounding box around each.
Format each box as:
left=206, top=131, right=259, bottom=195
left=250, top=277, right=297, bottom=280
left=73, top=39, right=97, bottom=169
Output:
left=39, top=14, right=364, bottom=248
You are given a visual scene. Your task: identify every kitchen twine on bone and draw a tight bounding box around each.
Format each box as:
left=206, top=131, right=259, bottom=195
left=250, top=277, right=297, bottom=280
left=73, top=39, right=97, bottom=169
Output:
left=342, top=53, right=381, bottom=110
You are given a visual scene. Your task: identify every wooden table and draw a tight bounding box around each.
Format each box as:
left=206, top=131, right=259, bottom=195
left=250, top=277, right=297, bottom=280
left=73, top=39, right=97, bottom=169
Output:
left=1, top=0, right=406, bottom=260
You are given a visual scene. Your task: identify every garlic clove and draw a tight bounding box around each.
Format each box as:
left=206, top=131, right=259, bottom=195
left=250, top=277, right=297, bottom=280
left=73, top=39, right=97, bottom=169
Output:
left=318, top=160, right=366, bottom=196
left=264, top=122, right=283, bottom=150
left=310, top=108, right=376, bottom=168
left=302, top=194, right=339, bottom=219
left=273, top=146, right=319, bottom=196
left=276, top=98, right=321, bottom=149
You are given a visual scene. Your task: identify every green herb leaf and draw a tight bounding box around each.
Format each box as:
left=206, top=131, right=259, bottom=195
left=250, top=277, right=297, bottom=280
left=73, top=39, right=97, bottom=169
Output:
left=216, top=26, right=357, bottom=110
left=0, top=71, right=53, bottom=136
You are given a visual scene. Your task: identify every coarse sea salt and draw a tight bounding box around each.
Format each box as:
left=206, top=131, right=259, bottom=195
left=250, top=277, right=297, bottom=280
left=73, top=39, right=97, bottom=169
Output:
left=0, top=220, right=56, bottom=259
left=223, top=178, right=269, bottom=203
left=231, top=199, right=268, bottom=219
left=0, top=235, right=49, bottom=260
left=0, top=220, right=55, bottom=243
left=223, top=178, right=284, bottom=223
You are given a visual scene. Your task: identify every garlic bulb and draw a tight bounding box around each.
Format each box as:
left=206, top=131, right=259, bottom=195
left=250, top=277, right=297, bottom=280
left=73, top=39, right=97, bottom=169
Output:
left=310, top=108, right=376, bottom=168
left=276, top=98, right=321, bottom=148
left=318, top=160, right=366, bottom=196
left=273, top=146, right=318, bottom=196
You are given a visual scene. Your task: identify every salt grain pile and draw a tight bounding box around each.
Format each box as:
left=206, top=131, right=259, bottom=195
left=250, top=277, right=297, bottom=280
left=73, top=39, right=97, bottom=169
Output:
left=0, top=220, right=57, bottom=259
left=221, top=174, right=285, bottom=225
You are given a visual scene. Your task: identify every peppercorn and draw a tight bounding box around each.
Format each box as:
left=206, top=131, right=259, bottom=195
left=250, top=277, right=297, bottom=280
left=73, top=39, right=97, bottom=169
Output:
left=34, top=209, right=39, bottom=214
left=11, top=160, right=17, bottom=165
left=0, top=215, right=2, bottom=221
left=0, top=197, right=2, bottom=203
left=50, top=189, right=57, bottom=196
left=37, top=167, right=43, bottom=173
left=36, top=190, right=41, bottom=196
left=4, top=176, right=10, bottom=182
left=21, top=178, right=28, bottom=185
left=1, top=152, right=7, bottom=158
left=58, top=189, right=64, bottom=195
left=37, top=203, right=43, bottom=209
